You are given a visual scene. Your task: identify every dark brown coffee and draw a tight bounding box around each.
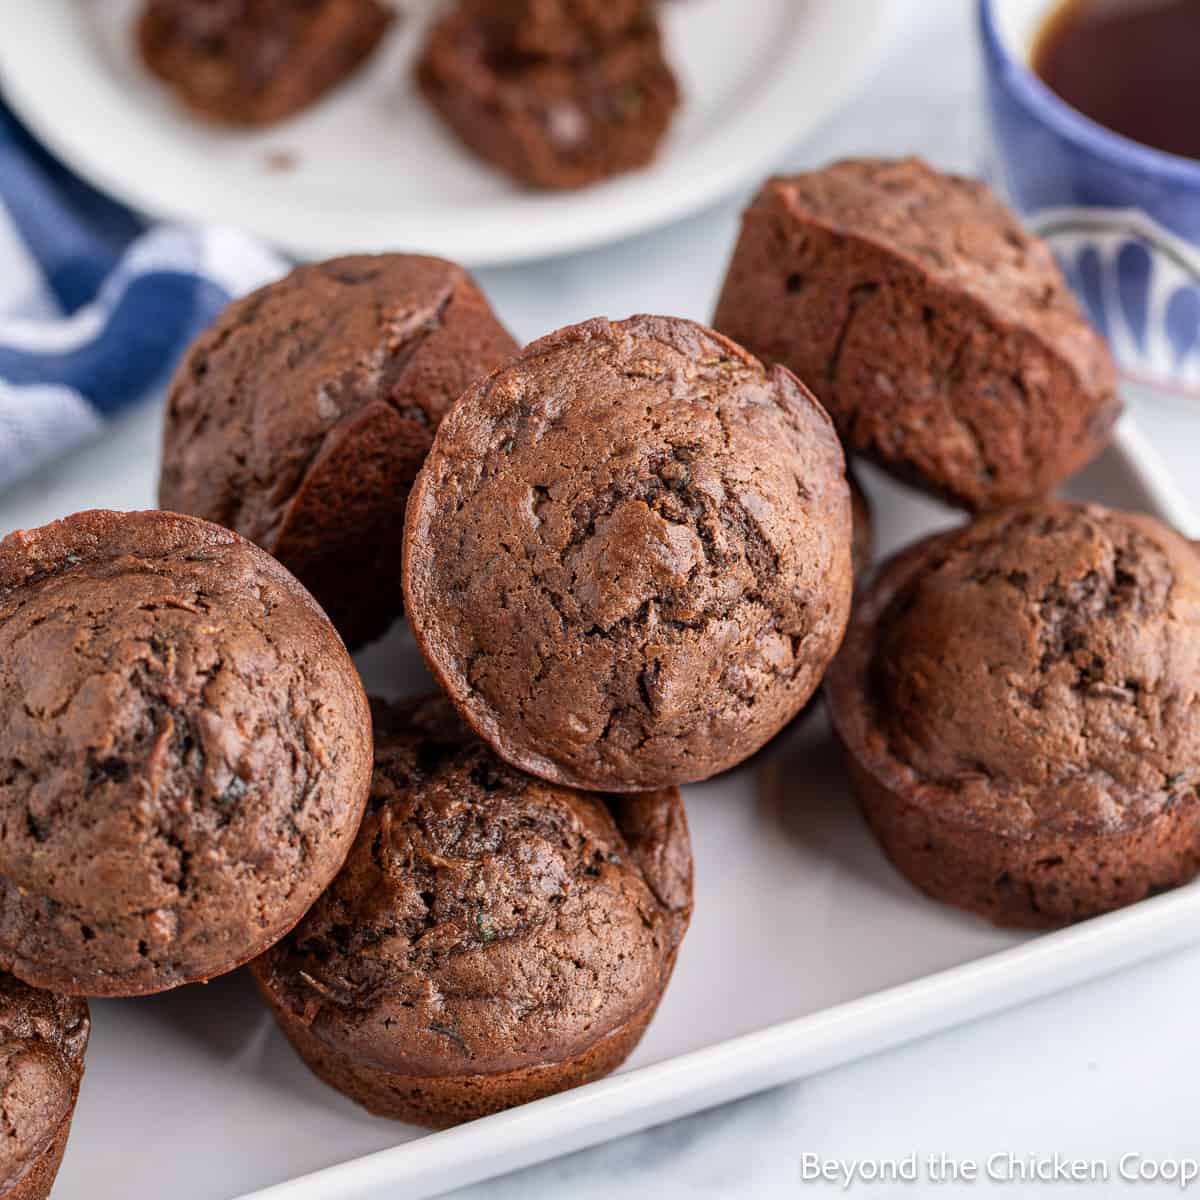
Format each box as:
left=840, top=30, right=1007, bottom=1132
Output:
left=1034, top=0, right=1200, bottom=161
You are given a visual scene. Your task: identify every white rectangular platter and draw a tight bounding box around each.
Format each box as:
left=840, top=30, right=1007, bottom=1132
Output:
left=3, top=408, right=1196, bottom=1200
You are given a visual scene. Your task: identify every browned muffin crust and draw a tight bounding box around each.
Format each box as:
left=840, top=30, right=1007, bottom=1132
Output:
left=403, top=315, right=854, bottom=791
left=0, top=509, right=372, bottom=996
left=138, top=0, right=393, bottom=127
left=713, top=158, right=1121, bottom=511
left=251, top=695, right=692, bottom=1128
left=828, top=501, right=1200, bottom=928
left=416, top=4, right=679, bottom=191
left=0, top=976, right=88, bottom=1200
left=159, top=254, right=518, bottom=650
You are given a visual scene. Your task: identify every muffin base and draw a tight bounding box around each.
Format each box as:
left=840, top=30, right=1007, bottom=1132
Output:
left=843, top=751, right=1200, bottom=930
left=4, top=1117, right=72, bottom=1200
left=258, top=978, right=667, bottom=1128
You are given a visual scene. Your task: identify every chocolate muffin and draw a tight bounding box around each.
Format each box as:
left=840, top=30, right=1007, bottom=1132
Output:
left=416, top=2, right=679, bottom=190
left=404, top=315, right=853, bottom=791
left=828, top=501, right=1200, bottom=928
left=713, top=158, right=1121, bottom=511
left=138, top=0, right=393, bottom=127
left=0, top=976, right=88, bottom=1200
left=251, top=694, right=692, bottom=1128
left=0, top=509, right=372, bottom=996
left=159, top=254, right=518, bottom=650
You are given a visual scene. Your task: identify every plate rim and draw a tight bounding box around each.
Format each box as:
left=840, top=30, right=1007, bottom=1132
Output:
left=0, top=0, right=893, bottom=265
left=236, top=416, right=1200, bottom=1200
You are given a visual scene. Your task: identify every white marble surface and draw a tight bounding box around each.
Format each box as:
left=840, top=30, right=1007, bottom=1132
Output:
left=7, top=2, right=1200, bottom=1196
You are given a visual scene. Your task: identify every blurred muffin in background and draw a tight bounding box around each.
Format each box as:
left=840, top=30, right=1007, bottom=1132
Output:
left=416, top=0, right=678, bottom=189
left=139, top=0, right=394, bottom=126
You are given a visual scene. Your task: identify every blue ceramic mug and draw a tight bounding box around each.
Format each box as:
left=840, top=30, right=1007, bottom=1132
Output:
left=979, top=0, right=1200, bottom=396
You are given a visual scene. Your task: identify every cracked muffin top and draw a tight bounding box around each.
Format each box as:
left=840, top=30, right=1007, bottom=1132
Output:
left=159, top=254, right=518, bottom=649
left=0, top=509, right=372, bottom=996
left=403, top=315, right=853, bottom=791
left=829, top=501, right=1200, bottom=839
left=252, top=695, right=692, bottom=1077
left=0, top=974, right=88, bottom=1192
left=713, top=157, right=1120, bottom=511
left=765, top=158, right=1099, bottom=345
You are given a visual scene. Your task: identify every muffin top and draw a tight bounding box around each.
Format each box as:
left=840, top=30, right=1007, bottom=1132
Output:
left=763, top=157, right=1112, bottom=396
left=403, top=315, right=852, bottom=790
left=160, top=253, right=516, bottom=555
left=0, top=975, right=88, bottom=1191
left=0, top=509, right=372, bottom=995
left=254, top=695, right=691, bottom=1077
left=830, top=502, right=1200, bottom=839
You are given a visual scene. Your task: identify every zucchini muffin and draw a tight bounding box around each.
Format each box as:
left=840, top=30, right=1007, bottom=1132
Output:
left=828, top=501, right=1200, bottom=927
left=252, top=695, right=692, bottom=1127
left=0, top=510, right=372, bottom=995
left=403, top=315, right=853, bottom=791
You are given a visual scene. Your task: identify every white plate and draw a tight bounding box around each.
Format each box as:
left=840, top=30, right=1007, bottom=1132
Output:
left=0, top=411, right=1196, bottom=1200
left=0, top=0, right=890, bottom=265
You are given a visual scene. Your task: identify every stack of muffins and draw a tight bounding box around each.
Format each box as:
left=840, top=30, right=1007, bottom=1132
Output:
left=2, top=149, right=1199, bottom=1193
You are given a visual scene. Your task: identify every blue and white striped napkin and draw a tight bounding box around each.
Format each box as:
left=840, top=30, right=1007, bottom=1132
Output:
left=0, top=99, right=285, bottom=490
